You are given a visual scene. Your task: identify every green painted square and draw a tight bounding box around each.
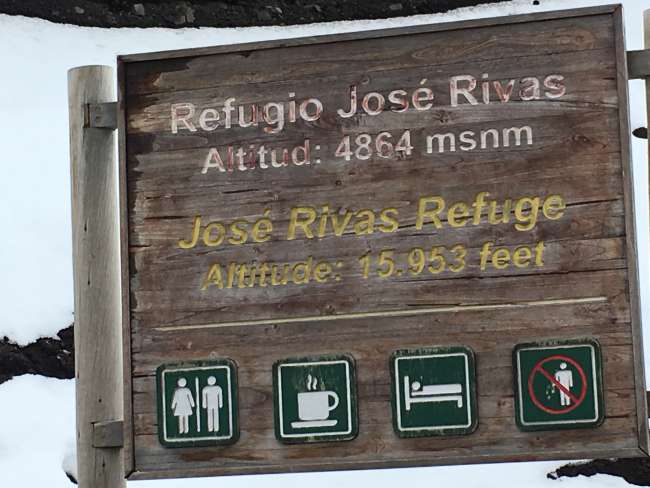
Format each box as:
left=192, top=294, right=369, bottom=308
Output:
left=513, top=339, right=604, bottom=431
left=390, top=346, right=478, bottom=437
left=156, top=359, right=239, bottom=447
left=273, top=354, right=358, bottom=443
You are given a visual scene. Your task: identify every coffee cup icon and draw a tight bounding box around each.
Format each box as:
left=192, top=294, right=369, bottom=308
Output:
left=292, top=391, right=339, bottom=427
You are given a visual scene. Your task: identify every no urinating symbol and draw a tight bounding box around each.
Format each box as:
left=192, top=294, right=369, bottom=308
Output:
left=528, top=355, right=588, bottom=415
left=514, top=340, right=604, bottom=431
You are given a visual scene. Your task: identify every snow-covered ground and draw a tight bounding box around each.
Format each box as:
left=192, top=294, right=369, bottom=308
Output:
left=1, top=0, right=649, bottom=486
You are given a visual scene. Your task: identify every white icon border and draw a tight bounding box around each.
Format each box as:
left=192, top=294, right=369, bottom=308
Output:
left=516, top=344, right=600, bottom=426
left=394, top=352, right=473, bottom=432
left=277, top=360, right=353, bottom=439
left=161, top=365, right=234, bottom=443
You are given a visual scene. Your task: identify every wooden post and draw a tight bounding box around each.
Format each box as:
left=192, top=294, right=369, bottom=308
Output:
left=68, top=66, right=125, bottom=488
left=646, top=11, right=650, bottom=173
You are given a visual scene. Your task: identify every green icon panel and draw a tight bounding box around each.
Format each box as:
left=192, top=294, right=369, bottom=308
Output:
left=513, top=339, right=604, bottom=431
left=156, top=359, right=239, bottom=448
left=390, top=346, right=478, bottom=437
left=273, top=354, right=358, bottom=443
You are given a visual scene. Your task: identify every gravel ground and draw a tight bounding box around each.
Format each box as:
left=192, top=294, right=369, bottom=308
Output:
left=0, top=0, right=500, bottom=28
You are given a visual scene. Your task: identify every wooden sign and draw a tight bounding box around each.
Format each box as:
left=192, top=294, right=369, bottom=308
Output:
left=118, top=5, right=648, bottom=480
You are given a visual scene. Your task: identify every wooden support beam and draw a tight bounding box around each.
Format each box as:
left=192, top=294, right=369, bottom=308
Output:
left=68, top=65, right=125, bottom=488
left=628, top=49, right=650, bottom=79
left=640, top=9, right=650, bottom=428
left=84, top=101, right=118, bottom=129
left=93, top=420, right=124, bottom=448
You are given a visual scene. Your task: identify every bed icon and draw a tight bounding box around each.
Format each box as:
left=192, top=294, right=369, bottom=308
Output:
left=391, top=347, right=477, bottom=437
left=404, top=376, right=463, bottom=411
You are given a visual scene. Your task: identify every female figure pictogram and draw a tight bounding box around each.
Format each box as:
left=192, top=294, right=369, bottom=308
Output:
left=171, top=378, right=195, bottom=434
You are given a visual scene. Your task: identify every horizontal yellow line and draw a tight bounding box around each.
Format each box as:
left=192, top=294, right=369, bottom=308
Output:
left=154, top=296, right=607, bottom=332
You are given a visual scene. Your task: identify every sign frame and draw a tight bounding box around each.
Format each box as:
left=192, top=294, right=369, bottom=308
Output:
left=156, top=359, right=240, bottom=448
left=272, top=354, right=359, bottom=443
left=513, top=339, right=605, bottom=431
left=117, top=4, right=648, bottom=480
left=390, top=346, right=478, bottom=437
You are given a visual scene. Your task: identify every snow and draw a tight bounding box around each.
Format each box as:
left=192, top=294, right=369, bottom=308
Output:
left=1, top=0, right=649, bottom=486
left=1, top=0, right=648, bottom=346
left=0, top=376, right=76, bottom=486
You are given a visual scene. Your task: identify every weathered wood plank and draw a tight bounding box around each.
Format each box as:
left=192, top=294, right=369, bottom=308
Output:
left=131, top=329, right=636, bottom=385
left=126, top=110, right=620, bottom=161
left=120, top=5, right=648, bottom=480
left=124, top=14, right=615, bottom=96
left=118, top=5, right=619, bottom=63
left=132, top=387, right=638, bottom=436
left=127, top=145, right=623, bottom=217
left=124, top=47, right=618, bottom=137
left=70, top=66, right=125, bottom=487
left=130, top=265, right=630, bottom=330
left=616, top=6, right=649, bottom=455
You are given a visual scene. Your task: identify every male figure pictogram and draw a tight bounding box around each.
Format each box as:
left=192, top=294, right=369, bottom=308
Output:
left=553, top=362, right=574, bottom=406
left=202, top=376, right=224, bottom=433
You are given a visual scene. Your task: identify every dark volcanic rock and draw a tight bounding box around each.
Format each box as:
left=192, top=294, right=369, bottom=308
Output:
left=550, top=459, right=650, bottom=486
left=0, top=0, right=500, bottom=28
left=0, top=325, right=75, bottom=384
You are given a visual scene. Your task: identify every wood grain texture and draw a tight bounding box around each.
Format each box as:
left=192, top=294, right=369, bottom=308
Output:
left=118, top=58, right=136, bottom=477
left=69, top=66, right=125, bottom=487
left=600, top=5, right=648, bottom=453
left=119, top=5, right=649, bottom=480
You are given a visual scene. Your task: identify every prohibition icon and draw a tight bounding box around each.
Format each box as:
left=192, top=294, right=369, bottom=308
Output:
left=527, top=355, right=587, bottom=415
left=514, top=340, right=603, bottom=431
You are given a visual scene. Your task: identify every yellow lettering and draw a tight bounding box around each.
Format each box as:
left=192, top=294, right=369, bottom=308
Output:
left=543, top=195, right=566, bottom=220
left=492, top=248, right=510, bottom=269
left=203, top=222, right=226, bottom=247
left=534, top=241, right=545, bottom=266
left=201, top=263, right=223, bottom=290
left=236, top=264, right=251, bottom=288
left=513, top=246, right=532, bottom=268
left=228, top=220, right=249, bottom=245
left=448, top=202, right=469, bottom=227
left=354, top=209, right=375, bottom=235
left=251, top=210, right=273, bottom=243
left=226, top=262, right=237, bottom=288
left=178, top=216, right=201, bottom=249
left=258, top=263, right=271, bottom=287
left=449, top=244, right=467, bottom=272
left=317, top=205, right=330, bottom=237
left=287, top=207, right=317, bottom=240
left=488, top=200, right=511, bottom=225
left=378, top=207, right=399, bottom=233
left=331, top=210, right=354, bottom=236
left=416, top=196, right=445, bottom=229
left=479, top=242, right=493, bottom=271
left=314, top=261, right=332, bottom=283
left=271, top=264, right=290, bottom=285
left=514, top=196, right=540, bottom=231
left=472, top=192, right=490, bottom=225
left=292, top=257, right=313, bottom=284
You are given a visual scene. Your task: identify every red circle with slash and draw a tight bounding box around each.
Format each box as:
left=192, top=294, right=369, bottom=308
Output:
left=527, top=354, right=588, bottom=414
